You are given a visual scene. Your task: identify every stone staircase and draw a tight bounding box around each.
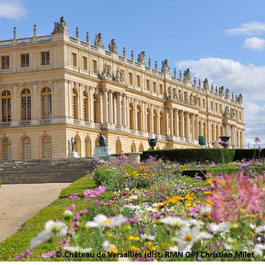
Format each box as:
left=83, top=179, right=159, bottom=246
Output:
left=0, top=158, right=100, bottom=184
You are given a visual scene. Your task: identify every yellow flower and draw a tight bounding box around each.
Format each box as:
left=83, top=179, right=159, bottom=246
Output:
left=128, top=236, right=140, bottom=241
left=204, top=191, right=212, bottom=195
left=130, top=246, right=139, bottom=251
left=155, top=200, right=169, bottom=210
left=206, top=199, right=213, bottom=205
left=207, top=179, right=214, bottom=185
left=246, top=214, right=257, bottom=219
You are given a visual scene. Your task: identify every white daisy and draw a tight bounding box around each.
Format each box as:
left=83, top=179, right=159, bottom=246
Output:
left=86, top=214, right=127, bottom=228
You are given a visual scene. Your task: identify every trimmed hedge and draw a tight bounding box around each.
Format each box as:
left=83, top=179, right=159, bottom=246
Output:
left=234, top=149, right=265, bottom=161
left=141, top=148, right=235, bottom=164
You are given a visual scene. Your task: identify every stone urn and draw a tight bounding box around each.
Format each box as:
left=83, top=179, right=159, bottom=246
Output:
left=128, top=152, right=142, bottom=163
left=219, top=136, right=230, bottom=148
left=148, top=137, right=157, bottom=150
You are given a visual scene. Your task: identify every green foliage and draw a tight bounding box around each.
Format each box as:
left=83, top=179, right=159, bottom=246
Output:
left=141, top=148, right=236, bottom=164
left=234, top=149, right=265, bottom=161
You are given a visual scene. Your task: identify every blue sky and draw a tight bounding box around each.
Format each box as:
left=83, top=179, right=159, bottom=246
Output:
left=1, top=0, right=265, bottom=145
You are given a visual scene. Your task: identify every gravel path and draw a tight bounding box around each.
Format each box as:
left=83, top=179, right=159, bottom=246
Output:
left=0, top=183, right=70, bottom=243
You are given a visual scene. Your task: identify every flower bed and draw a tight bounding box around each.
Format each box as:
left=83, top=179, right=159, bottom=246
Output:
left=1, top=157, right=265, bottom=261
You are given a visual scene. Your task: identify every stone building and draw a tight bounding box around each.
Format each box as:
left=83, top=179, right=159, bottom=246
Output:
left=0, top=17, right=245, bottom=160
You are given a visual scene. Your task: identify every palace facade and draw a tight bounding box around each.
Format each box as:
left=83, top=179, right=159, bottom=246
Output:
left=0, top=17, right=245, bottom=160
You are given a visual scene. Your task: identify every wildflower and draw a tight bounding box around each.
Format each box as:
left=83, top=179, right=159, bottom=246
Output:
left=256, top=225, right=265, bottom=234
left=63, top=210, right=74, bottom=219
left=258, top=145, right=263, bottom=152
left=128, top=236, right=140, bottom=241
left=253, top=244, right=265, bottom=257
left=68, top=193, right=78, bottom=199
left=102, top=240, right=117, bottom=252
left=30, top=220, right=67, bottom=249
left=199, top=205, right=212, bottom=217
left=16, top=249, right=33, bottom=260
left=85, top=214, right=127, bottom=228
left=159, top=216, right=183, bottom=227
left=255, top=137, right=261, bottom=143
left=66, top=204, right=76, bottom=211
left=207, top=222, right=230, bottom=234
left=41, top=251, right=56, bottom=258
left=141, top=234, right=156, bottom=241
left=84, top=186, right=107, bottom=197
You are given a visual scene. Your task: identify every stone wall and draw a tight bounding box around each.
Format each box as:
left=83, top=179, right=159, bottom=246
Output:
left=0, top=158, right=100, bottom=184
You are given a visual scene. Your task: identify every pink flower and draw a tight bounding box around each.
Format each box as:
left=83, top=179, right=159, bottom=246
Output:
left=42, top=251, right=56, bottom=258
left=84, top=186, right=107, bottom=197
left=72, top=222, right=80, bottom=227
left=16, top=249, right=33, bottom=260
left=68, top=193, right=78, bottom=199
left=79, top=209, right=88, bottom=215
left=67, top=204, right=76, bottom=211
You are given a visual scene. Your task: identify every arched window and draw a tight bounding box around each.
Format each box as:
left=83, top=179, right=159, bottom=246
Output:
left=42, top=136, right=51, bottom=158
left=147, top=108, right=151, bottom=133
left=72, top=88, right=78, bottom=120
left=160, top=111, right=164, bottom=135
left=1, top=90, right=11, bottom=122
left=83, top=91, right=89, bottom=121
left=85, top=136, right=92, bottom=157
left=74, top=135, right=81, bottom=157
left=153, top=110, right=158, bottom=134
left=22, top=137, right=31, bottom=159
left=21, top=89, right=31, bottom=121
left=129, top=103, right=134, bottom=130
left=2, top=137, right=11, bottom=160
left=93, top=93, right=99, bottom=123
left=131, top=142, right=136, bottom=152
left=41, top=87, right=52, bottom=119
left=116, top=139, right=122, bottom=154
left=137, top=105, right=142, bottom=131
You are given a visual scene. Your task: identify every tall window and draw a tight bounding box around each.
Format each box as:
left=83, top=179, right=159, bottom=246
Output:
left=153, top=110, right=158, bottom=134
left=159, top=84, right=163, bottom=94
left=21, top=88, right=31, bottom=121
left=147, top=109, right=151, bottom=133
left=93, top=60, right=97, bottom=73
left=2, top=90, right=11, bottom=122
left=129, top=73, right=133, bottom=85
left=21, top=53, right=29, bottom=67
left=153, top=82, right=156, bottom=93
left=137, top=75, right=140, bottom=87
left=137, top=105, right=141, bottom=131
left=42, top=136, right=51, bottom=158
left=74, top=136, right=81, bottom=157
left=2, top=138, right=11, bottom=160
left=41, top=87, right=52, bottom=119
left=72, top=88, right=78, bottom=120
left=83, top=57, right=88, bottom=70
left=129, top=103, right=134, bottom=130
left=1, top=56, right=9, bottom=69
left=72, top=53, right=77, bottom=67
left=83, top=91, right=88, bottom=121
left=93, top=93, right=99, bottom=123
left=85, top=137, right=92, bottom=157
left=146, top=80, right=150, bottom=91
left=116, top=139, right=122, bottom=154
left=41, top=51, right=50, bottom=65
left=22, top=137, right=31, bottom=159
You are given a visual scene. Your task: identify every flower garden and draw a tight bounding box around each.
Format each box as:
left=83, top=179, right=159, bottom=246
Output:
left=0, top=149, right=265, bottom=261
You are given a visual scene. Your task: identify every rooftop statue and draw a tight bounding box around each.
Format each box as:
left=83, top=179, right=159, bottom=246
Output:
left=108, top=39, right=118, bottom=54
left=183, top=69, right=191, bottom=82
left=161, top=59, right=170, bottom=74
left=219, top=86, right=224, bottom=96
left=238, top=94, right=243, bottom=103
left=52, top=16, right=68, bottom=34
left=203, top=78, right=209, bottom=90
left=101, top=63, right=112, bottom=79
left=225, top=89, right=229, bottom=99
left=137, top=51, right=145, bottom=64
left=94, top=33, right=104, bottom=49
left=114, top=68, right=124, bottom=83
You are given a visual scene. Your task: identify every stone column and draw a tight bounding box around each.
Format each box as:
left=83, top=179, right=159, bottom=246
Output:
left=170, top=108, right=174, bottom=136
left=123, top=94, right=127, bottom=127
left=191, top=114, right=195, bottom=140
left=32, top=82, right=38, bottom=123
left=103, top=89, right=108, bottom=124
left=150, top=105, right=154, bottom=133
left=11, top=85, right=19, bottom=125
left=157, top=109, right=160, bottom=135
left=186, top=112, right=190, bottom=140
left=174, top=109, right=179, bottom=137
left=79, top=84, right=83, bottom=121
left=180, top=111, right=184, bottom=138
left=109, top=90, right=113, bottom=124
left=117, top=93, right=122, bottom=126
left=89, top=87, right=93, bottom=122
left=195, top=115, right=199, bottom=140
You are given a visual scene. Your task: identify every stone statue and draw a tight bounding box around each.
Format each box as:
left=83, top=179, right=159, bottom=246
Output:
left=232, top=93, right=234, bottom=101
left=123, top=47, right=126, bottom=57
left=71, top=137, right=76, bottom=152
left=224, top=106, right=229, bottom=117
left=52, top=16, right=68, bottom=34
left=108, top=39, right=118, bottom=54
left=86, top=32, right=89, bottom=43
left=219, top=86, right=224, bottom=96
left=198, top=79, right=201, bottom=88
left=76, top=27, right=79, bottom=39
left=94, top=33, right=104, bottom=49
left=179, top=91, right=183, bottom=102
left=173, top=88, right=177, bottom=99
left=167, top=86, right=172, bottom=99
left=131, top=50, right=134, bottom=61
left=101, top=63, right=112, bottom=79
left=238, top=94, right=243, bottom=103
left=148, top=58, right=151, bottom=68
left=161, top=59, right=170, bottom=74
left=184, top=92, right=188, bottom=103
left=179, top=70, right=182, bottom=80
left=189, top=93, right=193, bottom=105
left=114, top=68, right=124, bottom=82
left=194, top=95, right=198, bottom=105
left=98, top=132, right=107, bottom=146
left=183, top=69, right=191, bottom=82
left=203, top=78, right=209, bottom=90
left=225, top=89, right=229, bottom=99
left=230, top=108, right=235, bottom=118
left=155, top=61, right=158, bottom=70
left=137, top=51, right=145, bottom=64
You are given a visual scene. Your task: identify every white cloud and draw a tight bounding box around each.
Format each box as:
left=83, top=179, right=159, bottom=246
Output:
left=225, top=21, right=265, bottom=36
left=243, top=37, right=265, bottom=51
left=176, top=57, right=265, bottom=144
left=0, top=0, right=28, bottom=20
